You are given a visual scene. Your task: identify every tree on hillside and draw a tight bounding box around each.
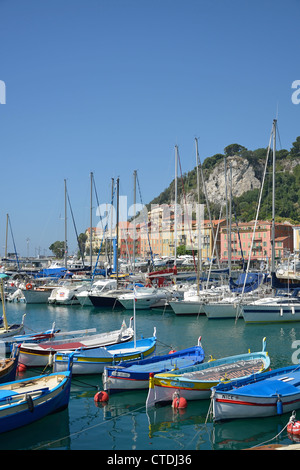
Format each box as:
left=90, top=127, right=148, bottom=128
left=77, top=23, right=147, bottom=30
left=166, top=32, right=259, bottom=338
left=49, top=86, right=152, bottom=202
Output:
left=224, top=144, right=247, bottom=157
left=290, top=137, right=300, bottom=157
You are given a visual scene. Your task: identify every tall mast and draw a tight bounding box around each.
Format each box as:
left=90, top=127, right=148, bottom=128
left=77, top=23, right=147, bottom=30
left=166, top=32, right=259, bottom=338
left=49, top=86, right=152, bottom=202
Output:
left=271, top=119, right=277, bottom=273
left=110, top=178, right=114, bottom=267
left=90, top=172, right=93, bottom=273
left=116, top=177, right=119, bottom=287
left=174, top=145, right=178, bottom=266
left=195, top=138, right=202, bottom=295
left=133, top=170, right=137, bottom=272
left=64, top=179, right=68, bottom=268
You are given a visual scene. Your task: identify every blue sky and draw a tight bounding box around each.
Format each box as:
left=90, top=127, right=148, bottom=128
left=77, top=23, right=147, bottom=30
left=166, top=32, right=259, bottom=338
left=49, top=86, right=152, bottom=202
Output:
left=0, top=0, right=299, bottom=257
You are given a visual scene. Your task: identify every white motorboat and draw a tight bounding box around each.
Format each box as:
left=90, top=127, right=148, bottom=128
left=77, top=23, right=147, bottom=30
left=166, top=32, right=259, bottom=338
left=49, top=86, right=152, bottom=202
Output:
left=118, top=287, right=173, bottom=310
left=76, top=279, right=117, bottom=306
left=48, top=280, right=88, bottom=305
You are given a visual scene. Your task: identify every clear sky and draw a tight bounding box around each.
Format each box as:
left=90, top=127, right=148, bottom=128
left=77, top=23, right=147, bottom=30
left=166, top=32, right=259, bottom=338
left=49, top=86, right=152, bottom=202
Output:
left=0, top=0, right=299, bottom=257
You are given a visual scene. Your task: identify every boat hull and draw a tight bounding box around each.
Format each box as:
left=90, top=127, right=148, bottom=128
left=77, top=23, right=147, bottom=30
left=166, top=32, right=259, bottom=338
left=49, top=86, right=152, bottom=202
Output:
left=168, top=300, right=206, bottom=316
left=103, top=345, right=205, bottom=394
left=88, top=295, right=123, bottom=308
left=21, top=288, right=52, bottom=304
left=243, top=304, right=300, bottom=323
left=146, top=339, right=270, bottom=408
left=0, top=370, right=72, bottom=433
left=18, top=326, right=134, bottom=367
left=54, top=336, right=157, bottom=375
left=204, top=303, right=239, bottom=319
left=212, top=365, right=300, bottom=421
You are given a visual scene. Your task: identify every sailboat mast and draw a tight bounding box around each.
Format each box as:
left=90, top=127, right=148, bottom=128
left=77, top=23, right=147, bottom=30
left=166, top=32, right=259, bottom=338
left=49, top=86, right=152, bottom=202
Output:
left=271, top=119, right=277, bottom=273
left=195, top=138, right=202, bottom=294
left=174, top=145, right=178, bottom=266
left=133, top=170, right=137, bottom=272
left=116, top=177, right=119, bottom=287
left=90, top=172, right=93, bottom=273
left=64, top=179, right=68, bottom=269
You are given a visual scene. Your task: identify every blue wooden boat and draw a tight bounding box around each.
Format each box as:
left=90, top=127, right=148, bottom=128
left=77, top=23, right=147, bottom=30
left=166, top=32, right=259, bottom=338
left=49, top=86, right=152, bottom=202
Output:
left=212, top=364, right=300, bottom=422
left=53, top=329, right=157, bottom=375
left=103, top=338, right=205, bottom=394
left=0, top=354, right=73, bottom=433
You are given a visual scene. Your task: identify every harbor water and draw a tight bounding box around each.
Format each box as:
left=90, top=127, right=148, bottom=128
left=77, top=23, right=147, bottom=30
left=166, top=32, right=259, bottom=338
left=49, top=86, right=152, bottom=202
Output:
left=1, top=301, right=300, bottom=451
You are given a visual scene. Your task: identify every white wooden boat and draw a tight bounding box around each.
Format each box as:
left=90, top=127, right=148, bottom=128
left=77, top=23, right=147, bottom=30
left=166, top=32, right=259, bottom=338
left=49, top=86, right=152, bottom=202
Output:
left=53, top=330, right=157, bottom=375
left=18, top=319, right=134, bottom=367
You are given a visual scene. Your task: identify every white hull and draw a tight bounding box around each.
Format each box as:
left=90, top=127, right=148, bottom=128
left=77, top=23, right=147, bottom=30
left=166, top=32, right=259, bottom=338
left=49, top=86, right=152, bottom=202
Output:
left=168, top=300, right=205, bottom=315
left=103, top=372, right=148, bottom=392
left=76, top=291, right=93, bottom=306
left=242, top=303, right=300, bottom=323
left=204, top=302, right=241, bottom=319
left=213, top=390, right=300, bottom=421
left=19, top=324, right=134, bottom=367
left=146, top=383, right=210, bottom=408
left=21, top=288, right=53, bottom=304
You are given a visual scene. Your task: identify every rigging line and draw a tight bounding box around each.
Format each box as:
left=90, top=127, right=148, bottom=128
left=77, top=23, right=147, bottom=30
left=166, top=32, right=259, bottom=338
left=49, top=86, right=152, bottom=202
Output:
left=177, top=149, right=197, bottom=271
left=33, top=404, right=147, bottom=450
left=92, top=181, right=117, bottom=279
left=92, top=173, right=104, bottom=230
left=66, top=188, right=85, bottom=265
left=7, top=215, right=20, bottom=271
left=136, top=172, right=154, bottom=266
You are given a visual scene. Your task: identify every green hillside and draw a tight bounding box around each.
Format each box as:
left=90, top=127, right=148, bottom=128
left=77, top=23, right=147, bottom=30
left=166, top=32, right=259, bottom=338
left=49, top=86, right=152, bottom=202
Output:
left=149, top=137, right=300, bottom=224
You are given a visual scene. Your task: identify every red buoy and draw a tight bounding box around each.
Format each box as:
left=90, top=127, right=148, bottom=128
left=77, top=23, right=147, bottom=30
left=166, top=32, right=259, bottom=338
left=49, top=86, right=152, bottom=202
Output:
left=287, top=420, right=300, bottom=435
left=94, top=391, right=109, bottom=403
left=172, top=396, right=187, bottom=409
left=17, top=363, right=27, bottom=373
left=169, top=350, right=177, bottom=355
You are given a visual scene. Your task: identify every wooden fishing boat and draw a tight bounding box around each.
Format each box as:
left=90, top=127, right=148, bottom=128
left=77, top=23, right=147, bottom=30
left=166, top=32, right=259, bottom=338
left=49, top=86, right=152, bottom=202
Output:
left=0, top=313, right=25, bottom=340
left=146, top=338, right=270, bottom=408
left=103, top=338, right=205, bottom=394
left=3, top=323, right=60, bottom=353
left=0, top=275, right=25, bottom=339
left=0, top=355, right=73, bottom=434
left=53, top=329, right=157, bottom=375
left=212, top=364, right=300, bottom=422
left=0, top=345, right=20, bottom=384
left=18, top=319, right=134, bottom=367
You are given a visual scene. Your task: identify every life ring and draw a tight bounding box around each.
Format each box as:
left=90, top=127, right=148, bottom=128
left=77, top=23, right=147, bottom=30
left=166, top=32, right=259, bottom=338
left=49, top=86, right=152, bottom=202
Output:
left=26, top=283, right=33, bottom=290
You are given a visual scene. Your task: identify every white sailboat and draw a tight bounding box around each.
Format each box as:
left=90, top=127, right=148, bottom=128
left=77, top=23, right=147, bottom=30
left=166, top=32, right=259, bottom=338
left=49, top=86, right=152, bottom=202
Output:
left=241, top=119, right=300, bottom=323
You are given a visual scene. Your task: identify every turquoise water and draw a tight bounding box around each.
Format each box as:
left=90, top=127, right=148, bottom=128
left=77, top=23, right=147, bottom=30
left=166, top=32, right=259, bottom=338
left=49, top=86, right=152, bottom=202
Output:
left=1, top=301, right=300, bottom=451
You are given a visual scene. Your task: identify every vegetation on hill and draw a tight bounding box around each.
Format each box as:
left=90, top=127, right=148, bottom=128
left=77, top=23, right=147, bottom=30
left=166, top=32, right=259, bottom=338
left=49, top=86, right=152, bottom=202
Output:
left=149, top=137, right=300, bottom=224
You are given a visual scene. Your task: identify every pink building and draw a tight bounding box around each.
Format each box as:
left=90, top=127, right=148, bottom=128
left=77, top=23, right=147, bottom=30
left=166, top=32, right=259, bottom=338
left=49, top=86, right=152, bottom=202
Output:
left=220, top=220, right=294, bottom=263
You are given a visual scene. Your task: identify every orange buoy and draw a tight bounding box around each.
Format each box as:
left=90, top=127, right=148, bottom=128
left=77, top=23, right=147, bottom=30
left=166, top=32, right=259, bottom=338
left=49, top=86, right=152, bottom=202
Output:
left=169, top=350, right=177, bottom=354
left=94, top=391, right=109, bottom=403
left=172, top=396, right=187, bottom=409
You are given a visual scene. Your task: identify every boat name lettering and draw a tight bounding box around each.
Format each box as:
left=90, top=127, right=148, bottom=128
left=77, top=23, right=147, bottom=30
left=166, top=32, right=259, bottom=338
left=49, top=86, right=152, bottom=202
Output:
left=112, top=371, right=130, bottom=378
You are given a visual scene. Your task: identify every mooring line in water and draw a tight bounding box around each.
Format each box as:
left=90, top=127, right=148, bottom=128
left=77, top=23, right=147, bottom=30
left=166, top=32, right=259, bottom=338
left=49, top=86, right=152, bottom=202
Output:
left=33, top=404, right=147, bottom=450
